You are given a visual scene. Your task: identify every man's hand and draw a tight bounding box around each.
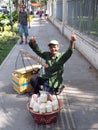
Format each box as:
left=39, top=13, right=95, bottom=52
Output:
left=18, top=23, right=20, bottom=28
left=71, top=34, right=77, bottom=49
left=71, top=34, right=77, bottom=42
left=30, top=36, right=36, bottom=44
left=44, top=64, right=49, bottom=68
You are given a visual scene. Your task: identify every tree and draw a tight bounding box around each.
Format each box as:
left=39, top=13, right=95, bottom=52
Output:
left=13, top=0, right=19, bottom=12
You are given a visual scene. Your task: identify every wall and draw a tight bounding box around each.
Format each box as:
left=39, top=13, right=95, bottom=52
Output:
left=48, top=17, right=98, bottom=70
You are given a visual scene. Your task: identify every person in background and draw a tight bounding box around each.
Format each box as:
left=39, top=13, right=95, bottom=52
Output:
left=44, top=9, right=48, bottom=20
left=18, top=5, right=30, bottom=44
left=39, top=10, right=43, bottom=20
left=29, top=34, right=77, bottom=94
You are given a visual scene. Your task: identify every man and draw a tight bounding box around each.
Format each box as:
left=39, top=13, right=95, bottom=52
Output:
left=29, top=34, right=76, bottom=94
left=44, top=9, right=48, bottom=20
left=18, top=5, right=30, bottom=44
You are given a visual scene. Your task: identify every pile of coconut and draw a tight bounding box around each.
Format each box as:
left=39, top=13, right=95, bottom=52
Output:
left=29, top=91, right=59, bottom=114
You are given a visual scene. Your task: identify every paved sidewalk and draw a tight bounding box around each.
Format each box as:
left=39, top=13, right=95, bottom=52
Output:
left=0, top=16, right=98, bottom=130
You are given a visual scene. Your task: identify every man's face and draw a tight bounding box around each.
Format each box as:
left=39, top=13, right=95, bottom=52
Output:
left=49, top=44, right=59, bottom=57
left=20, top=7, right=25, bottom=11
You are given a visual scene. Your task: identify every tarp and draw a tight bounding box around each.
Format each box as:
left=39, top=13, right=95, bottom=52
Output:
left=31, top=3, right=43, bottom=7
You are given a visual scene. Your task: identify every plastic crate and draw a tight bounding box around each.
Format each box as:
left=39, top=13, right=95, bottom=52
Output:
left=12, top=64, right=41, bottom=94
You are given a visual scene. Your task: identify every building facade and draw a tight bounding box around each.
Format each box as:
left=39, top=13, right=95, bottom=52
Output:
left=47, top=0, right=98, bottom=70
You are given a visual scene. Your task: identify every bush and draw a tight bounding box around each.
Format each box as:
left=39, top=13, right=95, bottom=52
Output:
left=12, top=11, right=18, bottom=23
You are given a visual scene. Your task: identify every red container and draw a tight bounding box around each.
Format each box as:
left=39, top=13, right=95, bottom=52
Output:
left=27, top=99, right=63, bottom=124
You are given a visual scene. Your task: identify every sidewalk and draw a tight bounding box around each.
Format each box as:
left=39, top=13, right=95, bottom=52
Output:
left=0, top=16, right=98, bottom=130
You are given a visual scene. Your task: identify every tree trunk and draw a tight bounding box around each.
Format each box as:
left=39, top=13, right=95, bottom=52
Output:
left=14, top=0, right=19, bottom=13
left=2, top=27, right=4, bottom=32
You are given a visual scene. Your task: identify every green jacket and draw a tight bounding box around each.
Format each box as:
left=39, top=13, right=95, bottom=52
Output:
left=29, top=41, right=74, bottom=89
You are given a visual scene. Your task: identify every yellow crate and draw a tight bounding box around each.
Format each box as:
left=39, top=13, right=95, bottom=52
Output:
left=12, top=64, right=41, bottom=94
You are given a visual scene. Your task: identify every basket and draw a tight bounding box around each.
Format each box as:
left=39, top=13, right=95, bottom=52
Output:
left=27, top=98, right=63, bottom=124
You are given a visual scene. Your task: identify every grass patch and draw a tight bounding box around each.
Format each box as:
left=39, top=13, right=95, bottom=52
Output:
left=0, top=22, right=19, bottom=65
left=0, top=36, right=19, bottom=65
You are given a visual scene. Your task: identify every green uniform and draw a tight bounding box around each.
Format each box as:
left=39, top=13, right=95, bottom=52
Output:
left=29, top=41, right=74, bottom=89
